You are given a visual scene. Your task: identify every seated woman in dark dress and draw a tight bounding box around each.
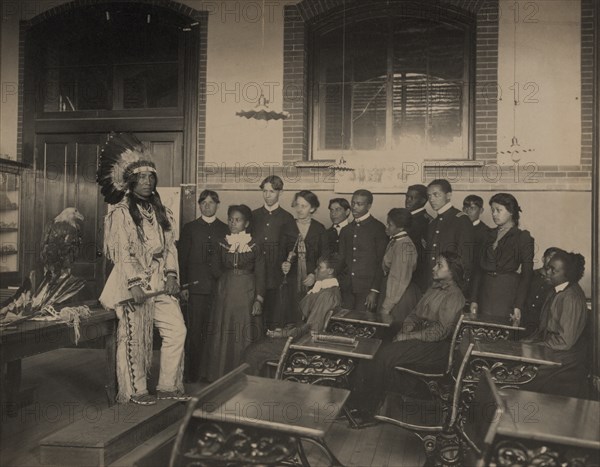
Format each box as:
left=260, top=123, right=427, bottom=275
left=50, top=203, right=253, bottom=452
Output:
left=243, top=253, right=342, bottom=376
left=348, top=251, right=466, bottom=423
left=523, top=246, right=564, bottom=336
left=522, top=251, right=589, bottom=398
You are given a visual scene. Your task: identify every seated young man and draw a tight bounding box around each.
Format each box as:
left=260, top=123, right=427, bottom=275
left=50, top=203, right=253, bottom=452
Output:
left=522, top=250, right=589, bottom=398
left=347, top=251, right=466, bottom=426
left=243, top=253, right=342, bottom=376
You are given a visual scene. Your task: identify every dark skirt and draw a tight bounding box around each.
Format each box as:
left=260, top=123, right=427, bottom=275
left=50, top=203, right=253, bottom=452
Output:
left=378, top=279, right=422, bottom=332
left=350, top=339, right=451, bottom=412
left=276, top=273, right=306, bottom=327
left=206, top=270, right=264, bottom=381
left=478, top=272, right=520, bottom=320
left=185, top=293, right=214, bottom=382
left=523, top=361, right=589, bottom=398
left=243, top=337, right=288, bottom=376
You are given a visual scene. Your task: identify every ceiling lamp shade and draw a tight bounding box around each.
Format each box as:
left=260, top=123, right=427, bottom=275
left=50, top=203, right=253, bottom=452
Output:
left=236, top=94, right=289, bottom=121
left=329, top=155, right=355, bottom=172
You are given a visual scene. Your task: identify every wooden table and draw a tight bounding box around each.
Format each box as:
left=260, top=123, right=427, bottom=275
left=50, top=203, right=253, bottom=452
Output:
left=463, top=340, right=562, bottom=389
left=0, top=307, right=117, bottom=411
left=491, top=389, right=600, bottom=466
left=326, top=309, right=393, bottom=339
left=459, top=313, right=525, bottom=342
left=169, top=364, right=349, bottom=467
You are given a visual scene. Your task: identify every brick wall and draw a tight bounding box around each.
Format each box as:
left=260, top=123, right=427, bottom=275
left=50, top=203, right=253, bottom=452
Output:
left=282, top=5, right=309, bottom=166
left=475, top=0, right=499, bottom=164
left=197, top=17, right=209, bottom=180
left=282, top=0, right=594, bottom=191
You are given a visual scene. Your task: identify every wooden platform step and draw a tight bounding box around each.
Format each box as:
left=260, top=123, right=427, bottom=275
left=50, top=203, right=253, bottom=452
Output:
left=109, top=421, right=179, bottom=467
left=39, top=400, right=186, bottom=467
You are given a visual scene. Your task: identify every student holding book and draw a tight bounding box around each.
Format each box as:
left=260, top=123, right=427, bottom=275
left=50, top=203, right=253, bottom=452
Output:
left=243, top=253, right=342, bottom=376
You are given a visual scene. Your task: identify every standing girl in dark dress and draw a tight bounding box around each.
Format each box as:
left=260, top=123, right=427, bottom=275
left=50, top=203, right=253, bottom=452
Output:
left=470, top=193, right=534, bottom=325
left=279, top=190, right=328, bottom=326
left=206, top=205, right=265, bottom=381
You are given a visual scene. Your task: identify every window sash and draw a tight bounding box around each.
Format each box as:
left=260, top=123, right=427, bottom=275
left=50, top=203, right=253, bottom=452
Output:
left=310, top=15, right=473, bottom=160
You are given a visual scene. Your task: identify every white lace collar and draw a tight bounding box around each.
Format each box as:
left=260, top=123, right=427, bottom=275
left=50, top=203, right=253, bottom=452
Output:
left=224, top=231, right=253, bottom=253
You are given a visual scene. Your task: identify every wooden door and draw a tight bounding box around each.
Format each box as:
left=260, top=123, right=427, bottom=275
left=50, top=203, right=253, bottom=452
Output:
left=33, top=132, right=182, bottom=298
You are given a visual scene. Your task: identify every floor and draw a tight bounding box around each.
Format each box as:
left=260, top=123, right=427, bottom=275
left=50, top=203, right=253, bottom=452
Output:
left=0, top=348, right=425, bottom=467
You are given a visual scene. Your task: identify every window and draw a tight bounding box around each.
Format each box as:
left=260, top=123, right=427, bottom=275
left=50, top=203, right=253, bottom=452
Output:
left=311, top=14, right=473, bottom=160
left=34, top=4, right=185, bottom=114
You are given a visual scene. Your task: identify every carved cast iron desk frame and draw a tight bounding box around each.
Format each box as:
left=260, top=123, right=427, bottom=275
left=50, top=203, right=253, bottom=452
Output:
left=326, top=309, right=393, bottom=339
left=491, top=389, right=600, bottom=467
left=458, top=313, right=525, bottom=343
left=462, top=340, right=562, bottom=390
left=169, top=364, right=350, bottom=467
left=0, top=307, right=117, bottom=414
left=434, top=342, right=562, bottom=467
left=281, top=334, right=382, bottom=428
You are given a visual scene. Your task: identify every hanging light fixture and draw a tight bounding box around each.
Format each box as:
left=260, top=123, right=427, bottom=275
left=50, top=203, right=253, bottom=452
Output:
left=236, top=93, right=290, bottom=120
left=497, top=12, right=535, bottom=159
left=329, top=0, right=355, bottom=173
left=236, top=0, right=289, bottom=121
left=329, top=155, right=355, bottom=172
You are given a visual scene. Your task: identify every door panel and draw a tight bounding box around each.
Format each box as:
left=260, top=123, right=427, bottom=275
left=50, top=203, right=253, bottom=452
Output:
left=43, top=142, right=69, bottom=227
left=136, top=132, right=183, bottom=188
left=73, top=141, right=102, bottom=281
left=33, top=132, right=183, bottom=298
left=36, top=134, right=105, bottom=298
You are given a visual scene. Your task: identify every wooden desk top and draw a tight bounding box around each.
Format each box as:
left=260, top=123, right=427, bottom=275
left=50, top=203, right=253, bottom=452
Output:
left=291, top=333, right=382, bottom=360
left=331, top=309, right=394, bottom=327
left=0, top=306, right=115, bottom=339
left=191, top=365, right=350, bottom=438
left=497, top=389, right=600, bottom=450
left=462, top=313, right=526, bottom=331
left=473, top=340, right=562, bottom=367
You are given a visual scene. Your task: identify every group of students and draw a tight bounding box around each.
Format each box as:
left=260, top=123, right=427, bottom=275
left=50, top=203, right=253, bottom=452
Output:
left=177, top=176, right=589, bottom=400
left=98, top=141, right=589, bottom=408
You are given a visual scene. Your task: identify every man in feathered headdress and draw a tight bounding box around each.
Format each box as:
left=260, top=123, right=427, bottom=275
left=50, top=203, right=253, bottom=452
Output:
left=97, top=133, right=188, bottom=405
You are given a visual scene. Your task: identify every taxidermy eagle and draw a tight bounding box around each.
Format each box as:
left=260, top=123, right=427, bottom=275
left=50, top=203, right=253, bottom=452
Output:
left=0, top=208, right=87, bottom=323
left=41, top=207, right=85, bottom=279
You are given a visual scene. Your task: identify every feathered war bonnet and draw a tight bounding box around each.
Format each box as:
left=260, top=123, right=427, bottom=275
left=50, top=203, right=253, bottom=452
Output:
left=96, top=132, right=157, bottom=204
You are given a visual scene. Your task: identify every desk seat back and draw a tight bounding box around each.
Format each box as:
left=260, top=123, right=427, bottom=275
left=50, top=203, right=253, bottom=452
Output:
left=275, top=336, right=294, bottom=380
left=461, top=368, right=504, bottom=466
left=446, top=314, right=466, bottom=373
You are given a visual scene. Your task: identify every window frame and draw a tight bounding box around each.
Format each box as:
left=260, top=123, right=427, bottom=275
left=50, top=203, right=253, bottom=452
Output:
left=31, top=7, right=186, bottom=119
left=308, top=7, right=476, bottom=161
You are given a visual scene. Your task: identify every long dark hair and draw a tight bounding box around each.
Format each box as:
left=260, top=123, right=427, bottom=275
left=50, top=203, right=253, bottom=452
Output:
left=439, top=251, right=467, bottom=292
left=489, top=193, right=522, bottom=226
left=126, top=173, right=172, bottom=232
